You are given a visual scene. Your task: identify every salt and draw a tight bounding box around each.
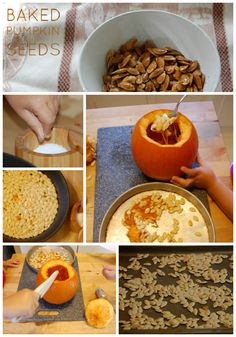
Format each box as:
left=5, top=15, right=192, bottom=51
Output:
left=34, top=143, right=69, bottom=154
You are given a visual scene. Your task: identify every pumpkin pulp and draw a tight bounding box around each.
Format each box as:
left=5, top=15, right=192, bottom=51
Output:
left=124, top=196, right=156, bottom=242
left=146, top=120, right=181, bottom=145
left=47, top=265, right=69, bottom=281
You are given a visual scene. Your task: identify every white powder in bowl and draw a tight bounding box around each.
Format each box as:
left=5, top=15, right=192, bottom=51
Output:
left=34, top=143, right=69, bottom=154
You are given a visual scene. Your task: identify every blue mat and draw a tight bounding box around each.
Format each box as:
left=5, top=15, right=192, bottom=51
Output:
left=94, top=125, right=209, bottom=242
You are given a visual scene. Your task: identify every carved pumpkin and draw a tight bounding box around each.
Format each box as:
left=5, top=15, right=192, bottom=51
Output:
left=36, top=260, right=78, bottom=304
left=131, top=109, right=198, bottom=180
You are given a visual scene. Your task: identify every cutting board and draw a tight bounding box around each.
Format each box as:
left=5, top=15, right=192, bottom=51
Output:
left=94, top=125, right=210, bottom=241
left=17, top=258, right=85, bottom=322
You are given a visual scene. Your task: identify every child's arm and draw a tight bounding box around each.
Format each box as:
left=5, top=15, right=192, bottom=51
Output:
left=171, top=157, right=233, bottom=221
left=207, top=177, right=233, bottom=221
left=3, top=259, right=20, bottom=268
left=3, top=289, right=39, bottom=320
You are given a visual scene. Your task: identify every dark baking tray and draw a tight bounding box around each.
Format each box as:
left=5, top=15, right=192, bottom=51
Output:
left=3, top=170, right=70, bottom=242
left=17, top=256, right=85, bottom=322
left=119, top=246, right=233, bottom=334
left=3, top=152, right=35, bottom=167
left=94, top=126, right=210, bottom=242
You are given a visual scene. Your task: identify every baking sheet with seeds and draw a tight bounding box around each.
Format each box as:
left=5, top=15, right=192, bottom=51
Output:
left=17, top=257, right=85, bottom=322
left=94, top=126, right=209, bottom=241
left=119, top=246, right=233, bottom=334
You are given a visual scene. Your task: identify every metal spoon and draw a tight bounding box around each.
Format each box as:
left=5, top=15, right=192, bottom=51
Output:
left=169, top=94, right=187, bottom=118
left=95, top=288, right=107, bottom=299
left=95, top=288, right=116, bottom=312
left=151, top=94, right=187, bottom=132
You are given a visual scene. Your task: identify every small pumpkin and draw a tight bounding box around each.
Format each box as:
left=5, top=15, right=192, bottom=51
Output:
left=131, top=109, right=198, bottom=180
left=36, top=260, right=78, bottom=304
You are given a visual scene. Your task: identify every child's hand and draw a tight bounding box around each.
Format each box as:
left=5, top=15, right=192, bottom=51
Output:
left=102, top=265, right=116, bottom=281
left=3, top=259, right=20, bottom=268
left=171, top=156, right=216, bottom=190
left=3, top=289, right=39, bottom=320
left=5, top=95, right=60, bottom=143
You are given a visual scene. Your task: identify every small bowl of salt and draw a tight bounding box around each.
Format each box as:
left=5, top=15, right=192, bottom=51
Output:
left=15, top=127, right=83, bottom=168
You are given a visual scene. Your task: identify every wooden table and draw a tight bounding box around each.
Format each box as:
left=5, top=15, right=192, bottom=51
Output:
left=3, top=253, right=116, bottom=334
left=86, top=102, right=233, bottom=242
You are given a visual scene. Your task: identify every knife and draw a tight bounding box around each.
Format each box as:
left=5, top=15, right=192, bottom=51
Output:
left=35, top=270, right=59, bottom=298
left=11, top=271, right=59, bottom=323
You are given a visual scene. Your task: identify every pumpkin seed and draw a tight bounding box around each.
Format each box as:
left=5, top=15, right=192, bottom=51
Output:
left=147, top=60, right=157, bottom=74
left=179, top=74, right=190, bottom=86
left=119, top=54, right=132, bottom=68
left=136, top=75, right=143, bottom=85
left=193, top=73, right=203, bottom=90
left=127, top=67, right=139, bottom=75
left=118, top=82, right=135, bottom=91
left=156, top=56, right=165, bottom=68
left=188, top=61, right=199, bottom=73
left=148, top=47, right=168, bottom=56
left=156, top=72, right=166, bottom=84
left=149, top=67, right=164, bottom=79
left=123, top=75, right=136, bottom=84
left=136, top=61, right=146, bottom=74
left=103, top=39, right=205, bottom=92
left=160, top=74, right=170, bottom=91
left=142, top=73, right=149, bottom=83
left=142, top=52, right=151, bottom=68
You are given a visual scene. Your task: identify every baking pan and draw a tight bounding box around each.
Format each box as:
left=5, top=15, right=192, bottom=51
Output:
left=100, top=182, right=215, bottom=242
left=3, top=152, right=35, bottom=167
left=119, top=245, right=233, bottom=334
left=26, top=246, right=76, bottom=272
left=3, top=170, right=70, bottom=242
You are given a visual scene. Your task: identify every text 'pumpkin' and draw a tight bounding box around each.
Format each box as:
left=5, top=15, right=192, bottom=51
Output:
left=131, top=109, right=198, bottom=180
left=36, top=260, right=78, bottom=304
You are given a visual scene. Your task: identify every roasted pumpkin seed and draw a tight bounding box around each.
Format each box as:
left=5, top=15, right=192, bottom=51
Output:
left=103, top=39, right=205, bottom=92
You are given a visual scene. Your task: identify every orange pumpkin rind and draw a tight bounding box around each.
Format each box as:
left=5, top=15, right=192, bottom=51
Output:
left=36, top=260, right=79, bottom=304
left=131, top=109, right=198, bottom=180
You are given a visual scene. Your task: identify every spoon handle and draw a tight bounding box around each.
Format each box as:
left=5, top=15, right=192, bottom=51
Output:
left=171, top=94, right=187, bottom=117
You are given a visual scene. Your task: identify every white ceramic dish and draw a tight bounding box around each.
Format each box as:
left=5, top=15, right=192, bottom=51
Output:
left=79, top=10, right=220, bottom=92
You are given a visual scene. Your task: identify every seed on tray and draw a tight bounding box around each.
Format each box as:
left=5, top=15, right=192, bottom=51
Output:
left=119, top=252, right=233, bottom=331
left=104, top=38, right=205, bottom=92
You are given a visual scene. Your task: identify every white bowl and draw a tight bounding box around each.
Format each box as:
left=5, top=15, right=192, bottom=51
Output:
left=79, top=10, right=220, bottom=92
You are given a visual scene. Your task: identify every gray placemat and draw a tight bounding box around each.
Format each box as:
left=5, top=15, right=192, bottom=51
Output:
left=94, top=125, right=210, bottom=241
left=17, top=258, right=85, bottom=322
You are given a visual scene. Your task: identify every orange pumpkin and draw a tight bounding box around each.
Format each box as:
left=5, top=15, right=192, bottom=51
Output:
left=36, top=260, right=78, bottom=304
left=131, top=109, right=198, bottom=180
